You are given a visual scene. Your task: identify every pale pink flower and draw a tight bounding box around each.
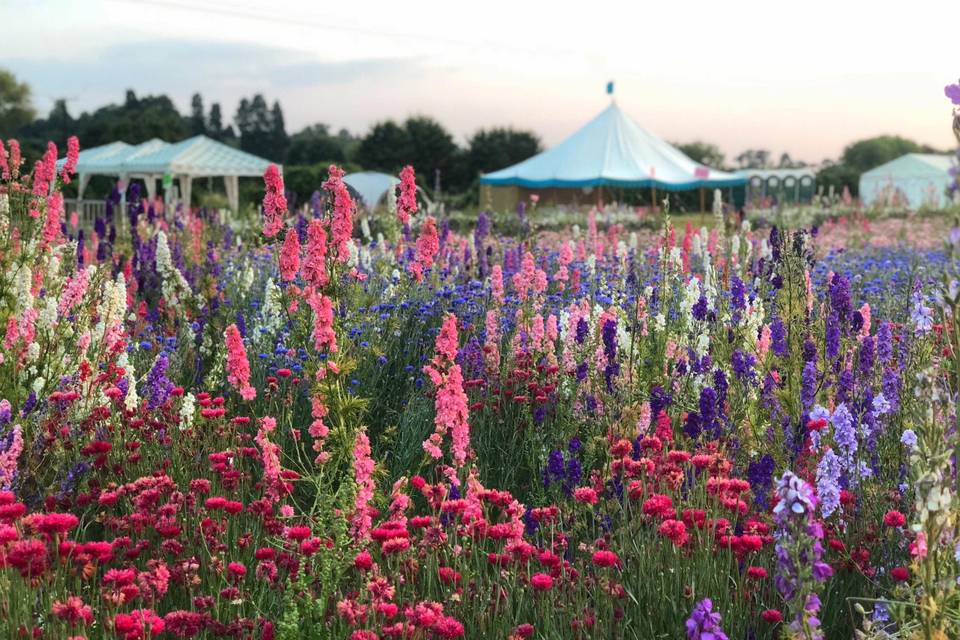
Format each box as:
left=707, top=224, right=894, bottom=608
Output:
left=58, top=268, right=89, bottom=316
left=224, top=323, right=256, bottom=400
left=279, top=227, right=300, bottom=282
left=859, top=303, right=871, bottom=338
left=397, top=165, right=418, bottom=226
left=491, top=265, right=504, bottom=304
left=0, top=424, right=23, bottom=489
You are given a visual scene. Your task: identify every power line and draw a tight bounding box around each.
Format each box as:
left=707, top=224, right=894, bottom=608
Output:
left=105, top=0, right=574, bottom=59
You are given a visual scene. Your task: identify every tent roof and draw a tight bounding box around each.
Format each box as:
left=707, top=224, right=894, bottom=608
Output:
left=58, top=136, right=275, bottom=177
left=861, top=153, right=954, bottom=179
left=343, top=171, right=399, bottom=209
left=480, top=103, right=745, bottom=191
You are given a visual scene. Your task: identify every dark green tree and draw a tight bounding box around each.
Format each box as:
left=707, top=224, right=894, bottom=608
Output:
left=235, top=94, right=286, bottom=161
left=840, top=135, right=933, bottom=173
left=0, top=69, right=36, bottom=138
left=287, top=124, right=346, bottom=164
left=269, top=100, right=289, bottom=162
left=403, top=115, right=458, bottom=192
left=674, top=141, right=725, bottom=169
left=355, top=120, right=412, bottom=173
left=467, top=127, right=541, bottom=177
left=189, top=93, right=206, bottom=136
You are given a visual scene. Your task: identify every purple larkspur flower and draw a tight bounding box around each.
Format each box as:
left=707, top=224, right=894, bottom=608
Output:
left=816, top=448, right=842, bottom=518
left=686, top=598, right=728, bottom=640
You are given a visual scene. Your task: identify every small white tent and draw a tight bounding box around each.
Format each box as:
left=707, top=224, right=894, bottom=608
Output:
left=343, top=172, right=399, bottom=211
left=859, top=154, right=955, bottom=210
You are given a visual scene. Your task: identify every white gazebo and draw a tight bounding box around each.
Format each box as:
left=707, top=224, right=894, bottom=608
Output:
left=59, top=135, right=276, bottom=212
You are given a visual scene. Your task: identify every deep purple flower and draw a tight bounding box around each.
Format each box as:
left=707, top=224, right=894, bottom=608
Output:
left=801, top=361, right=818, bottom=408
left=770, top=318, right=788, bottom=357
left=731, top=350, right=756, bottom=383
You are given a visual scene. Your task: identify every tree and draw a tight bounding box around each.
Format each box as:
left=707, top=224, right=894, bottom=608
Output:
left=269, top=101, right=289, bottom=162
left=816, top=162, right=861, bottom=196
left=355, top=120, right=412, bottom=174
left=840, top=135, right=931, bottom=173
left=675, top=141, right=725, bottom=169
left=235, top=94, right=287, bottom=162
left=206, top=103, right=235, bottom=142
left=189, top=93, right=206, bottom=136
left=403, top=116, right=460, bottom=192
left=286, top=124, right=346, bottom=165
left=467, top=127, right=541, bottom=177
left=735, top=149, right=772, bottom=169
left=0, top=69, right=36, bottom=137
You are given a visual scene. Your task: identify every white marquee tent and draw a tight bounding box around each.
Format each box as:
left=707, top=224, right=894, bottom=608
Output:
left=342, top=171, right=400, bottom=211
left=859, top=154, right=956, bottom=210
left=58, top=135, right=276, bottom=211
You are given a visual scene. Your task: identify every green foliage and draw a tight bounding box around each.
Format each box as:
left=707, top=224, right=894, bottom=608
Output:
left=467, top=127, right=541, bottom=178
left=674, top=140, right=726, bottom=169
left=286, top=124, right=352, bottom=165
left=0, top=68, right=35, bottom=138
left=235, top=94, right=288, bottom=162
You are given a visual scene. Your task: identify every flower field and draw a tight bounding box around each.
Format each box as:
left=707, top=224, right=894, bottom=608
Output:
left=1, top=133, right=960, bottom=640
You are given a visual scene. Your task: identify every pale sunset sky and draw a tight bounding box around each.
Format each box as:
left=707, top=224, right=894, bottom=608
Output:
left=2, top=0, right=956, bottom=164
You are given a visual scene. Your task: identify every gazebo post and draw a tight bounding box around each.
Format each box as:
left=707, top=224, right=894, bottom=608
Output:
left=650, top=186, right=657, bottom=213
left=225, top=176, right=240, bottom=212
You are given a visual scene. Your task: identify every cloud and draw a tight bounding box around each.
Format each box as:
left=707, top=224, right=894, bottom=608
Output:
left=5, top=39, right=421, bottom=114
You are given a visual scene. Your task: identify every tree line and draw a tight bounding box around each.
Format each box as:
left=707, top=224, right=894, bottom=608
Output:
left=0, top=69, right=541, bottom=201
left=0, top=68, right=946, bottom=201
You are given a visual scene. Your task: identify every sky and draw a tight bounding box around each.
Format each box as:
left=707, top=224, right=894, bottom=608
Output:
left=2, top=0, right=957, bottom=165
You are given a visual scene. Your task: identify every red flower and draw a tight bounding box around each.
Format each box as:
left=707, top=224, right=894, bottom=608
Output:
left=7, top=538, right=48, bottom=577
left=890, top=566, right=910, bottom=582
left=513, top=624, right=535, bottom=638
left=760, top=609, right=783, bottom=623
left=657, top=519, right=689, bottom=546
left=354, top=551, right=373, bottom=571
left=746, top=566, right=768, bottom=580
left=438, top=566, right=462, bottom=584
left=883, top=510, right=906, bottom=528
left=642, top=494, right=675, bottom=519
left=285, top=525, right=312, bottom=541
left=227, top=562, right=247, bottom=582
left=431, top=616, right=465, bottom=638
left=530, top=573, right=554, bottom=591
left=591, top=550, right=620, bottom=568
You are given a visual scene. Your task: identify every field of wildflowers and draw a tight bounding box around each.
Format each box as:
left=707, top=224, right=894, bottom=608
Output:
left=0, top=90, right=959, bottom=640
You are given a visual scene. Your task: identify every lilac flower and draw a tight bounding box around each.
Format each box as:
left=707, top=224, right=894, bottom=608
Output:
left=910, top=280, right=934, bottom=335
left=815, top=449, right=842, bottom=518
left=900, top=429, right=917, bottom=449
left=945, top=82, right=960, bottom=105
left=831, top=403, right=857, bottom=470
left=685, top=598, right=728, bottom=640
left=773, top=471, right=830, bottom=640
left=145, top=352, right=175, bottom=410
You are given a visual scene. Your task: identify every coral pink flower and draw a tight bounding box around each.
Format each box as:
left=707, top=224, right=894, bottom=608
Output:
left=397, top=165, right=418, bottom=226
left=410, top=216, right=439, bottom=282
left=491, top=265, right=504, bottom=304
left=61, top=136, right=79, bottom=183
left=8, top=140, right=21, bottom=179
left=255, top=417, right=286, bottom=501
left=302, top=219, right=329, bottom=288
left=224, top=323, right=256, bottom=400
left=322, top=165, right=355, bottom=262
left=41, top=191, right=64, bottom=250
left=0, top=139, right=8, bottom=180
left=51, top=596, right=94, bottom=626
left=279, top=226, right=301, bottom=281
left=351, top=429, right=375, bottom=541
left=434, top=314, right=459, bottom=363
left=262, top=164, right=286, bottom=238
left=307, top=292, right=337, bottom=353
left=114, top=609, right=165, bottom=640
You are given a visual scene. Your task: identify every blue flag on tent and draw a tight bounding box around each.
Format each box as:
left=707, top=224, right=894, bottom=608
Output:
left=606, top=81, right=614, bottom=95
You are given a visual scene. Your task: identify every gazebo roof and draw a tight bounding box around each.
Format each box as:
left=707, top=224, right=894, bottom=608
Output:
left=58, top=136, right=275, bottom=177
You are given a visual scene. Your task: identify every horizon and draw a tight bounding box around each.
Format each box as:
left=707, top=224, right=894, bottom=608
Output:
left=3, top=0, right=956, bottom=165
